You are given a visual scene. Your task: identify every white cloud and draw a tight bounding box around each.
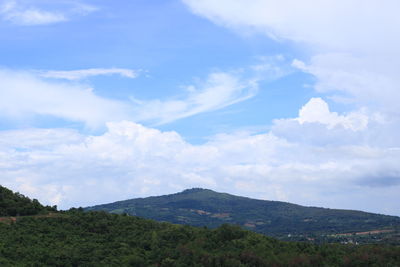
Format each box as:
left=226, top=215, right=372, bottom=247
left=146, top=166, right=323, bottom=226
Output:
left=40, top=68, right=138, bottom=80
left=0, top=67, right=263, bottom=127
left=0, top=69, right=132, bottom=128
left=0, top=0, right=97, bottom=26
left=71, top=3, right=99, bottom=15
left=296, top=98, right=368, bottom=131
left=182, top=0, right=400, bottom=52
left=271, top=98, right=400, bottom=148
left=1, top=5, right=66, bottom=25
left=292, top=54, right=400, bottom=114
left=1, top=119, right=400, bottom=215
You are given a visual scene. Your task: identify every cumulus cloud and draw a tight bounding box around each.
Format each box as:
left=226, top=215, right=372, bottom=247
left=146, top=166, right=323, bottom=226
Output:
left=40, top=68, right=139, bottom=80
left=296, top=98, right=368, bottom=131
left=0, top=0, right=97, bottom=26
left=271, top=98, right=400, bottom=149
left=1, top=119, right=400, bottom=215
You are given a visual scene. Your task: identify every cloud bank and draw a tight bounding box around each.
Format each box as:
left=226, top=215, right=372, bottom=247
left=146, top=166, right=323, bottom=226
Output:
left=1, top=107, right=400, bottom=215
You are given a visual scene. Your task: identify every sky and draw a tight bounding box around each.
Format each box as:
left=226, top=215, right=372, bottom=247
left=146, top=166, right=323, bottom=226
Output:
left=0, top=0, right=400, bottom=216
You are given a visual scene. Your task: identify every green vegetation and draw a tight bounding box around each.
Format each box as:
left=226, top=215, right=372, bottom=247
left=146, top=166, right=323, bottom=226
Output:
left=1, top=210, right=400, bottom=266
left=0, top=185, right=56, bottom=216
left=0, top=185, right=400, bottom=266
left=86, top=188, right=400, bottom=244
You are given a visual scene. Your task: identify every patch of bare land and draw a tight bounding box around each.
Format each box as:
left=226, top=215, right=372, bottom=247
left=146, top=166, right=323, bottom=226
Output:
left=333, top=229, right=395, bottom=237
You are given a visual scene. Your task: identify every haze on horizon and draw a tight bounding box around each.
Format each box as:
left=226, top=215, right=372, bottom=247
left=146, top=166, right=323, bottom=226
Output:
left=0, top=0, right=399, bottom=216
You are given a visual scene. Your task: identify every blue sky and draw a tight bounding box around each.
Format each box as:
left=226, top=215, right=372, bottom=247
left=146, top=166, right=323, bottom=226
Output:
left=1, top=0, right=400, bottom=216
left=0, top=0, right=312, bottom=138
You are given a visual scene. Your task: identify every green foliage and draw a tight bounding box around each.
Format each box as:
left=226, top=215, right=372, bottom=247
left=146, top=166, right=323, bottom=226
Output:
left=86, top=188, right=400, bottom=244
left=1, top=210, right=399, bottom=266
left=0, top=186, right=399, bottom=266
left=0, top=185, right=56, bottom=216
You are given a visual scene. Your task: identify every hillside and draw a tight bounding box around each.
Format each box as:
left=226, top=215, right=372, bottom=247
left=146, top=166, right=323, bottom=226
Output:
left=86, top=188, right=400, bottom=243
left=0, top=185, right=399, bottom=266
left=0, top=185, right=56, bottom=217
left=2, top=210, right=400, bottom=266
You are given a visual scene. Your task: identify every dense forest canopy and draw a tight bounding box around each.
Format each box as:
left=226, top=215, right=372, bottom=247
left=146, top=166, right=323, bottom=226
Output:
left=0, top=185, right=399, bottom=266
left=1, top=210, right=400, bottom=266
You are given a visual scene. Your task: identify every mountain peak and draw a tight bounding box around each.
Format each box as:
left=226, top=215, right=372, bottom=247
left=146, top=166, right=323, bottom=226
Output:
left=179, top=188, right=213, bottom=194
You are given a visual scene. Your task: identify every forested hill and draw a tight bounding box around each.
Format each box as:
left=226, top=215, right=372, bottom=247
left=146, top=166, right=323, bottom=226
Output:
left=86, top=188, right=400, bottom=242
left=0, top=185, right=56, bottom=216
left=1, top=185, right=400, bottom=266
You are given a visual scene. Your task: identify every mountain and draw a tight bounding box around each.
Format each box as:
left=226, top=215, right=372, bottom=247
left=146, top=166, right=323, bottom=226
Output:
left=86, top=188, right=400, bottom=243
left=1, top=185, right=400, bottom=266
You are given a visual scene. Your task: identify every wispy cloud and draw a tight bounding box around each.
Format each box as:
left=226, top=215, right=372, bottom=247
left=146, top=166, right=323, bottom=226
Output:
left=0, top=0, right=66, bottom=25
left=0, top=65, right=267, bottom=127
left=71, top=3, right=99, bottom=15
left=0, top=0, right=97, bottom=26
left=130, top=56, right=290, bottom=125
left=132, top=71, right=259, bottom=125
left=40, top=68, right=139, bottom=81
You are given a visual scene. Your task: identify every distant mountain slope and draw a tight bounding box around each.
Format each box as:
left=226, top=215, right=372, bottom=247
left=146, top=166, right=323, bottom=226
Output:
left=86, top=188, right=400, bottom=242
left=0, top=185, right=55, bottom=216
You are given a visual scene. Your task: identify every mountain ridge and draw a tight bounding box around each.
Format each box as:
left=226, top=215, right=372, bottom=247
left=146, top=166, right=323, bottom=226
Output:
left=89, top=187, right=395, bottom=215
left=86, top=188, right=400, bottom=243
